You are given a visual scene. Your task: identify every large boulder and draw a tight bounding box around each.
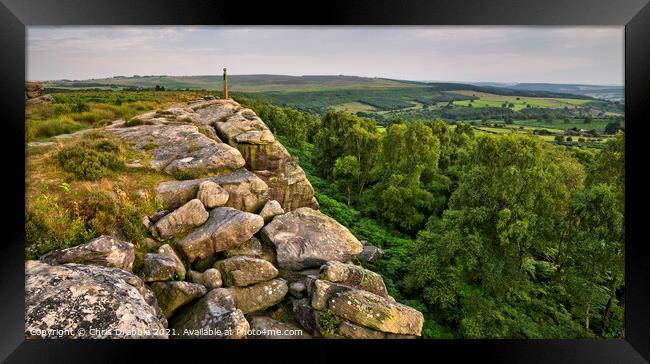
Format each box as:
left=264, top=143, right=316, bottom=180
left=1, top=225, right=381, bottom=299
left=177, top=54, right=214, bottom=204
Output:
left=176, top=207, right=264, bottom=263
left=170, top=288, right=249, bottom=339
left=152, top=199, right=208, bottom=240
left=319, top=261, right=389, bottom=299
left=150, top=281, right=207, bottom=318
left=155, top=169, right=269, bottom=212
left=25, top=261, right=167, bottom=338
left=248, top=316, right=311, bottom=339
left=40, top=235, right=135, bottom=272
left=328, top=289, right=424, bottom=336
left=227, top=279, right=288, bottom=314
left=107, top=123, right=245, bottom=177
left=213, top=256, right=278, bottom=287
left=260, top=208, right=363, bottom=270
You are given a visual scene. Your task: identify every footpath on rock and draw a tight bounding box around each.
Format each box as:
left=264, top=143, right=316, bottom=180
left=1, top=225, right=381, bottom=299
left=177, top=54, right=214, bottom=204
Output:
left=25, top=96, right=424, bottom=339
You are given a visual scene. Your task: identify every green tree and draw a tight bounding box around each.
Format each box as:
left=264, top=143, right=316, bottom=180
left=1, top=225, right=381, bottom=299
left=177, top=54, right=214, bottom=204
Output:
left=313, top=111, right=381, bottom=194
left=406, top=134, right=586, bottom=338
left=332, top=155, right=361, bottom=205
left=368, top=122, right=441, bottom=233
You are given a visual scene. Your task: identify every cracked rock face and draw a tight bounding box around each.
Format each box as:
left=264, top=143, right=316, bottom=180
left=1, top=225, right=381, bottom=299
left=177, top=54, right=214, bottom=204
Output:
left=107, top=123, right=245, bottom=177
left=25, top=261, right=167, bottom=339
left=260, top=207, right=363, bottom=270
left=39, top=235, right=135, bottom=272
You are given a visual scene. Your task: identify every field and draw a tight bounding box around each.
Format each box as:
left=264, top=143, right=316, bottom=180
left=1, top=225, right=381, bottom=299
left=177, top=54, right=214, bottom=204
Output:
left=257, top=87, right=465, bottom=114
left=44, top=75, right=416, bottom=93
left=448, top=91, right=594, bottom=111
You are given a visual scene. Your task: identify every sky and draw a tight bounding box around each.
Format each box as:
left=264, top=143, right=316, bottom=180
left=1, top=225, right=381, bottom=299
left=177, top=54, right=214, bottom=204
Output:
left=27, top=26, right=624, bottom=85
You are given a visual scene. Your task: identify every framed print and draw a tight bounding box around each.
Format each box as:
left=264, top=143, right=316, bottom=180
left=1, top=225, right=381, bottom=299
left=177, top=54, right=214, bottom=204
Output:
left=1, top=0, right=648, bottom=362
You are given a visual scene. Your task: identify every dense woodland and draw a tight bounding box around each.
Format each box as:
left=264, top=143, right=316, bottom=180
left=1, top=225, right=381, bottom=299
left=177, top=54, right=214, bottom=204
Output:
left=236, top=94, right=625, bottom=339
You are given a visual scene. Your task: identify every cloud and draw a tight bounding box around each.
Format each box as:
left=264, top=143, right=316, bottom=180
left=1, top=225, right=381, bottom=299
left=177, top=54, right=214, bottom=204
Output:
left=27, top=26, right=623, bottom=84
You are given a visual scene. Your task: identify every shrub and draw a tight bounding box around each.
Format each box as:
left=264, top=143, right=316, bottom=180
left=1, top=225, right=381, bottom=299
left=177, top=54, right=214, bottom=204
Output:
left=71, top=101, right=90, bottom=113
left=56, top=140, right=124, bottom=180
left=57, top=147, right=106, bottom=180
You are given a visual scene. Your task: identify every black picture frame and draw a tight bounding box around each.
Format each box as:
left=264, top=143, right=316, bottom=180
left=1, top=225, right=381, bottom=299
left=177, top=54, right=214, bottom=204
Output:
left=1, top=0, right=648, bottom=362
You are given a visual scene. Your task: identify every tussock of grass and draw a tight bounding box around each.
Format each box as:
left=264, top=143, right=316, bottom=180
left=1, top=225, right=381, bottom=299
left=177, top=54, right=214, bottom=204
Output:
left=28, top=117, right=85, bottom=140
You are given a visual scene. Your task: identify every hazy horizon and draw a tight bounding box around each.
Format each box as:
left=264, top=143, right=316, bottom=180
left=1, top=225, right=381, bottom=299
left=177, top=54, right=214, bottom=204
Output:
left=28, top=26, right=624, bottom=85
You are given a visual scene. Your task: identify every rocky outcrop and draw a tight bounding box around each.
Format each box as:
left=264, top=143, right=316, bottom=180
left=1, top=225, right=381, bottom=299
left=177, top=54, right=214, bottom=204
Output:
left=24, top=97, right=425, bottom=340
left=152, top=199, right=208, bottom=240
left=186, top=99, right=316, bottom=211
left=176, top=207, right=264, bottom=263
left=40, top=235, right=135, bottom=272
left=25, top=261, right=167, bottom=338
left=26, top=94, right=54, bottom=105
left=261, top=207, right=363, bottom=270
left=155, top=169, right=269, bottom=212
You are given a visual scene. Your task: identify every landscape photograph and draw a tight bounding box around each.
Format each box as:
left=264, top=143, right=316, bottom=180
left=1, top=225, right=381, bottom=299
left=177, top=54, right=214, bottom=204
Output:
left=24, top=26, right=625, bottom=339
